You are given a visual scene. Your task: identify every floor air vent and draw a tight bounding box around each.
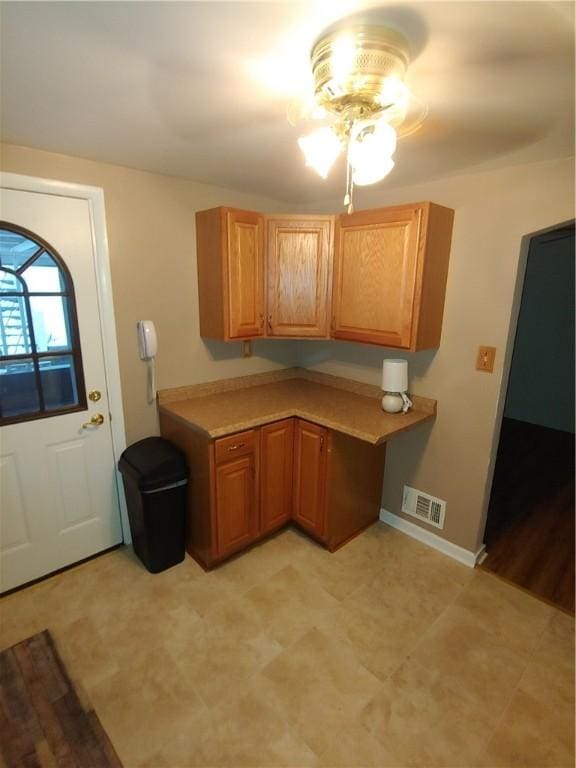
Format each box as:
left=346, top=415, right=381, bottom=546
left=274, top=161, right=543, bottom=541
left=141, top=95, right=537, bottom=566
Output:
left=402, top=486, right=446, bottom=529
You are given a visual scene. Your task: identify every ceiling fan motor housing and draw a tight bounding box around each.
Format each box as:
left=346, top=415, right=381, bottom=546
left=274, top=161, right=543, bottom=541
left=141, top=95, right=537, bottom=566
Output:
left=311, top=25, right=411, bottom=116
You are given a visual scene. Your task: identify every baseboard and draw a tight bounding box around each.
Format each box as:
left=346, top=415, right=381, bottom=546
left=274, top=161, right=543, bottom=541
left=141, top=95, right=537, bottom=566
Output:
left=379, top=509, right=486, bottom=568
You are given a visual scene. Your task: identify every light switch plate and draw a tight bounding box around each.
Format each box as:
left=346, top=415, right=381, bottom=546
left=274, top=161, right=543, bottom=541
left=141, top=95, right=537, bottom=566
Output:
left=476, top=345, right=496, bottom=372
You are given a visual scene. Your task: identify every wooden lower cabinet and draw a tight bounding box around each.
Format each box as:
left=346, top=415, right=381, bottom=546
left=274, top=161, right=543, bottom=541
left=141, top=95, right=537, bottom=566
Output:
left=323, top=430, right=387, bottom=551
left=215, top=452, right=259, bottom=559
left=260, top=419, right=294, bottom=534
left=293, top=419, right=327, bottom=540
left=159, top=413, right=386, bottom=568
left=292, top=419, right=387, bottom=550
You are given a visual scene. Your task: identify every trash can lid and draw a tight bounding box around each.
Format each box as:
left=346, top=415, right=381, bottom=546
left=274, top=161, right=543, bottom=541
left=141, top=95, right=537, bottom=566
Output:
left=118, top=436, right=188, bottom=492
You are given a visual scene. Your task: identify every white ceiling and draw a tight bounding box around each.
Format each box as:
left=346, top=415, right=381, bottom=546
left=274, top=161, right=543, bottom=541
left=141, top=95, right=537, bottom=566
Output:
left=1, top=1, right=574, bottom=203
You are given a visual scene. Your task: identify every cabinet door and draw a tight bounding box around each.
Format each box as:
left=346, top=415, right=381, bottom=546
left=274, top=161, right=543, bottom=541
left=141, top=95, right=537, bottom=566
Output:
left=215, top=448, right=259, bottom=558
left=293, top=419, right=327, bottom=539
left=227, top=209, right=265, bottom=339
left=267, top=217, right=332, bottom=337
left=260, top=419, right=294, bottom=534
left=332, top=205, right=422, bottom=348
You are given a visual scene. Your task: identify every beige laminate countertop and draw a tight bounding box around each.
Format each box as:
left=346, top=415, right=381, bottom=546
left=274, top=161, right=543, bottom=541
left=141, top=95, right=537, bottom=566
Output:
left=158, top=369, right=436, bottom=446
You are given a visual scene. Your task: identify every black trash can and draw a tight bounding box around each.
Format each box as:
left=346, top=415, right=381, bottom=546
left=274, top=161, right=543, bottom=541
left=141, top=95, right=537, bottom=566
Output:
left=118, top=437, right=188, bottom=573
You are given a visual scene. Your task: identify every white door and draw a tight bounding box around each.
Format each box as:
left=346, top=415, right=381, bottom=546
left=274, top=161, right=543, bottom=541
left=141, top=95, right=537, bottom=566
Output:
left=0, top=186, right=123, bottom=592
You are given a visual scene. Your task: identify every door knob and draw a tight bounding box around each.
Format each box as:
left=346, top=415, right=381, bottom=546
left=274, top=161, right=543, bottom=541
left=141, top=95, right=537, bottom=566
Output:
left=82, top=413, right=105, bottom=428
left=88, top=389, right=102, bottom=402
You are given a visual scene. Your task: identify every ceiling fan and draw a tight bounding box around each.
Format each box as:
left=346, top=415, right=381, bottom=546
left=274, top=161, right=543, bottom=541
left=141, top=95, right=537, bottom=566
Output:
left=289, top=24, right=427, bottom=210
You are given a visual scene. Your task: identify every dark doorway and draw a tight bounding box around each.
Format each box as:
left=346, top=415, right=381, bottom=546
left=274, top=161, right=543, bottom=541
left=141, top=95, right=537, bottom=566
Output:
left=481, top=223, right=575, bottom=614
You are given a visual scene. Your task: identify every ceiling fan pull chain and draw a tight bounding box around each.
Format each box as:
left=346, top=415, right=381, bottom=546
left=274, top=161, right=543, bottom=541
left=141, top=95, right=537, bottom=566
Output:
left=347, top=180, right=355, bottom=214
left=344, top=153, right=354, bottom=214
left=343, top=156, right=350, bottom=208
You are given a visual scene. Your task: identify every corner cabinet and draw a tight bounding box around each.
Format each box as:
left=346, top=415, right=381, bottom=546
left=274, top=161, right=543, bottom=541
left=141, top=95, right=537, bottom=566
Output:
left=266, top=216, right=333, bottom=338
left=196, top=207, right=265, bottom=340
left=291, top=419, right=388, bottom=551
left=260, top=418, right=294, bottom=534
left=159, top=413, right=386, bottom=569
left=331, top=203, right=454, bottom=350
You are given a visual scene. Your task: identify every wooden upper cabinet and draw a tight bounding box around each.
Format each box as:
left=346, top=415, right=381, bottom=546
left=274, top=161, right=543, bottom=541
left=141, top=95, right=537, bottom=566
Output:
left=332, top=202, right=454, bottom=350
left=196, top=202, right=453, bottom=350
left=196, top=207, right=265, bottom=340
left=260, top=419, right=294, bottom=534
left=266, top=216, right=333, bottom=337
left=292, top=419, right=327, bottom=539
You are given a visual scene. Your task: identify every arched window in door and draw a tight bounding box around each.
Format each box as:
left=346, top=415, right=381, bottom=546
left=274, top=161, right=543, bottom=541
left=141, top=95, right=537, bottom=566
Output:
left=0, top=223, right=86, bottom=424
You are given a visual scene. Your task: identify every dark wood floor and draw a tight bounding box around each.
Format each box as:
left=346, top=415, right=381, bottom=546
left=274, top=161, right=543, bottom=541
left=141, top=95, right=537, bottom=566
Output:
left=0, top=630, right=122, bottom=768
left=481, top=418, right=575, bottom=614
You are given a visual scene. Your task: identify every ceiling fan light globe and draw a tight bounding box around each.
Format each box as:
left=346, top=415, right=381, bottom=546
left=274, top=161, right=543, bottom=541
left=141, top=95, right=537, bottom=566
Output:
left=352, top=156, right=395, bottom=186
left=377, top=77, right=410, bottom=111
left=298, top=127, right=342, bottom=179
left=350, top=120, right=397, bottom=157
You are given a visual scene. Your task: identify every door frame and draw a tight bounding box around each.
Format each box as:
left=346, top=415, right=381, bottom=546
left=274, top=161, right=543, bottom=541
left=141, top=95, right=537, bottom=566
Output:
left=478, top=217, right=575, bottom=551
left=1, top=171, right=130, bottom=542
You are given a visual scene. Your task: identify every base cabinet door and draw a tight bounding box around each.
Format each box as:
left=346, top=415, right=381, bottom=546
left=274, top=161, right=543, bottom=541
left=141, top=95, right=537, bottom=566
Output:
left=293, top=419, right=327, bottom=539
left=214, top=432, right=259, bottom=558
left=260, top=419, right=294, bottom=534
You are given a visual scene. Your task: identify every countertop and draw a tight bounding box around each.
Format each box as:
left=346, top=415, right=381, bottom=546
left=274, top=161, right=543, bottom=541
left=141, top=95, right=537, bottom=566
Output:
left=158, top=368, right=436, bottom=446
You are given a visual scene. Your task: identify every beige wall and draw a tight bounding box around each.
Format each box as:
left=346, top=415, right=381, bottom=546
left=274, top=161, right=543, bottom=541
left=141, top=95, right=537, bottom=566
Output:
left=297, top=156, right=575, bottom=553
left=0, top=143, right=298, bottom=443
left=2, top=143, right=573, bottom=554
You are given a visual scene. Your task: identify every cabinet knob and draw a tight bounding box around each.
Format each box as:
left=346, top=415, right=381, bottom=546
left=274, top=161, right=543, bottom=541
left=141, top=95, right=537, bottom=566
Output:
left=228, top=442, right=246, bottom=451
left=267, top=316, right=273, bottom=332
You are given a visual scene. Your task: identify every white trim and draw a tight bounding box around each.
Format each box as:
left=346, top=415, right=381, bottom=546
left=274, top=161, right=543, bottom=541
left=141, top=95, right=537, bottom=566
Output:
left=1, top=172, right=130, bottom=543
left=380, top=509, right=485, bottom=567
left=478, top=218, right=574, bottom=554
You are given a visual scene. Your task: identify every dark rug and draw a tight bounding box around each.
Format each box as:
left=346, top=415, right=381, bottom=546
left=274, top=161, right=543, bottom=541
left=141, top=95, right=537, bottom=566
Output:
left=0, top=629, right=122, bottom=768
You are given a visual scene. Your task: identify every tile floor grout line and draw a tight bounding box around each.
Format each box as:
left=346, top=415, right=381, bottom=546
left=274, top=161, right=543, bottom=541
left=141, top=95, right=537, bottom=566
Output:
left=2, top=530, right=574, bottom=768
left=394, top=570, right=473, bottom=671
left=470, top=610, right=567, bottom=768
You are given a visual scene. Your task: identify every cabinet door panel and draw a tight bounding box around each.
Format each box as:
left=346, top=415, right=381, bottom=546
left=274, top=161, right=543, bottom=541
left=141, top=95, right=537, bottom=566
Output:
left=332, top=207, right=422, bottom=348
left=267, top=218, right=332, bottom=337
left=227, top=210, right=264, bottom=339
left=260, top=419, right=294, bottom=534
left=293, top=419, right=327, bottom=538
left=215, top=454, right=258, bottom=558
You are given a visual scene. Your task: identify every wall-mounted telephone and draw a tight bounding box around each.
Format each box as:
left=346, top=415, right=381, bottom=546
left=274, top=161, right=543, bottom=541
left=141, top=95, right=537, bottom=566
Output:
left=137, top=320, right=158, bottom=404
left=137, top=320, right=157, bottom=361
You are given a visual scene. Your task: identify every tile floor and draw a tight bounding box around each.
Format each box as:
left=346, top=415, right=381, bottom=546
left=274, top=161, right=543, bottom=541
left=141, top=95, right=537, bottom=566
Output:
left=1, top=523, right=574, bottom=768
